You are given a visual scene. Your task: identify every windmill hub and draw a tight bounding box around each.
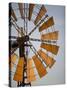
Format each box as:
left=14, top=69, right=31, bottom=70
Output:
left=17, top=35, right=29, bottom=43
left=25, top=35, right=29, bottom=41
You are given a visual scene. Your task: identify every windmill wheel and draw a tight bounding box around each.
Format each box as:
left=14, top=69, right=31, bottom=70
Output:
left=9, top=3, right=59, bottom=87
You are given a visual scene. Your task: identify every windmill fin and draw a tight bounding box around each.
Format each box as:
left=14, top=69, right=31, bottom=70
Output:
left=41, top=43, right=59, bottom=55
left=28, top=4, right=35, bottom=20
left=32, top=55, right=47, bottom=78
left=10, top=53, right=17, bottom=69
left=34, top=5, right=47, bottom=25
left=39, top=17, right=54, bottom=32
left=13, top=57, right=24, bottom=81
left=38, top=50, right=56, bottom=68
left=41, top=31, right=59, bottom=40
left=27, top=58, right=36, bottom=82
left=18, top=3, right=23, bottom=18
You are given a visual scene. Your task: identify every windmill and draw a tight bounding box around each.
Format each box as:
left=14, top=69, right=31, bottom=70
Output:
left=9, top=3, right=59, bottom=87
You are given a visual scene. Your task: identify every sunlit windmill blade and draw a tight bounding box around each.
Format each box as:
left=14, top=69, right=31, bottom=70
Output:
left=41, top=31, right=59, bottom=40
left=34, top=5, right=47, bottom=25
left=39, top=17, right=54, bottom=32
left=38, top=50, right=56, bottom=68
left=27, top=58, right=36, bottom=82
left=32, top=55, right=47, bottom=78
left=28, top=14, right=48, bottom=36
left=28, top=4, right=35, bottom=20
left=41, top=43, right=59, bottom=55
left=10, top=53, right=18, bottom=69
left=13, top=57, right=25, bottom=82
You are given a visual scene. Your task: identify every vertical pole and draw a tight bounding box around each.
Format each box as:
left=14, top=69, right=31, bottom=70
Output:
left=9, top=3, right=12, bottom=87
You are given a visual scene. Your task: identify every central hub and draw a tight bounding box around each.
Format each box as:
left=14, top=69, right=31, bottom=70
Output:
left=17, top=35, right=29, bottom=44
left=25, top=35, right=29, bottom=41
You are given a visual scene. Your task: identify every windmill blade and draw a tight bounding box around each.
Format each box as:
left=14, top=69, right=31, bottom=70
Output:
left=18, top=3, right=23, bottom=18
left=13, top=57, right=24, bottom=81
left=28, top=14, right=48, bottom=36
left=41, top=43, right=59, bottom=55
left=39, top=17, right=54, bottom=32
left=34, top=5, right=47, bottom=25
left=10, top=53, right=17, bottom=69
left=27, top=58, right=36, bottom=82
left=32, top=55, right=47, bottom=78
left=41, top=31, right=59, bottom=40
left=38, top=50, right=56, bottom=68
left=28, top=4, right=35, bottom=20
left=11, top=9, right=17, bottom=21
